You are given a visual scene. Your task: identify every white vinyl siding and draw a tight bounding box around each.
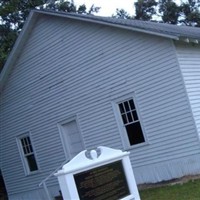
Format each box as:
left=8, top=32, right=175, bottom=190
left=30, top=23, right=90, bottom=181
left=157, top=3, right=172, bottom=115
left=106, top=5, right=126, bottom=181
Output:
left=176, top=42, right=200, bottom=138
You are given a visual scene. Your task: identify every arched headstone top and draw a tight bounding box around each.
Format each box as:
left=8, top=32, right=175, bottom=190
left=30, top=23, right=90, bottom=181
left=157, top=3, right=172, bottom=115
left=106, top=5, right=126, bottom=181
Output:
left=58, top=146, right=129, bottom=174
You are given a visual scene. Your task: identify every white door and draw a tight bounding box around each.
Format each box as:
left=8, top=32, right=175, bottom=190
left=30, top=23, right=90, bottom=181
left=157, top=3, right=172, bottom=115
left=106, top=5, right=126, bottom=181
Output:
left=59, top=119, right=85, bottom=159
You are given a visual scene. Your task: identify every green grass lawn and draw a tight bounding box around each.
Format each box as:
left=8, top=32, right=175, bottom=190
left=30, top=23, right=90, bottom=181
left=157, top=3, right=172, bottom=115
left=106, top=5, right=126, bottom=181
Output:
left=139, top=179, right=200, bottom=200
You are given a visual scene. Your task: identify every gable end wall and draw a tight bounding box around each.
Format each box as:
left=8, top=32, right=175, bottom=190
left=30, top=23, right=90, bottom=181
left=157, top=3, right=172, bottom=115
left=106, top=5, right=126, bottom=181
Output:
left=1, top=15, right=200, bottom=196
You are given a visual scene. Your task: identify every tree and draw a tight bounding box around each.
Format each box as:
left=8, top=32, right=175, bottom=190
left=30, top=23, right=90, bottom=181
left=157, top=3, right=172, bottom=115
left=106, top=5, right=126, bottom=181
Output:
left=113, top=0, right=157, bottom=20
left=0, top=0, right=100, bottom=71
left=134, top=0, right=157, bottom=21
left=180, top=0, right=200, bottom=26
left=113, top=8, right=133, bottom=19
left=158, top=0, right=181, bottom=24
left=0, top=25, right=17, bottom=69
left=157, top=0, right=200, bottom=26
left=0, top=0, right=48, bottom=71
left=113, top=0, right=200, bottom=26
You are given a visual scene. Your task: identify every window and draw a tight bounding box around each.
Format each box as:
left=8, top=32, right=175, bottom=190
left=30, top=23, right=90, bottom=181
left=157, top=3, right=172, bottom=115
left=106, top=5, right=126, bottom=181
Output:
left=114, top=97, right=145, bottom=148
left=17, top=134, right=38, bottom=174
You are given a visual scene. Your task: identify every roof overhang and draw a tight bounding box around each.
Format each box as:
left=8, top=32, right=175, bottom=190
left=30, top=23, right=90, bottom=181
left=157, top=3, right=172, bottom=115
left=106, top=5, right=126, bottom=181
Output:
left=179, top=37, right=199, bottom=44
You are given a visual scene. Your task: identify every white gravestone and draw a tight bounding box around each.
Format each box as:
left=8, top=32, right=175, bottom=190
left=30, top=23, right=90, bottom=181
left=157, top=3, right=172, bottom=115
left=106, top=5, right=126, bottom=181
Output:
left=55, top=146, right=141, bottom=200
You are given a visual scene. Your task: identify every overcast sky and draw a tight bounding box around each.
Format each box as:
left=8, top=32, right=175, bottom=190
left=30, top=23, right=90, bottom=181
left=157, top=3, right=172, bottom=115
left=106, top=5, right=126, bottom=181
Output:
left=74, top=0, right=137, bottom=16
left=74, top=0, right=182, bottom=17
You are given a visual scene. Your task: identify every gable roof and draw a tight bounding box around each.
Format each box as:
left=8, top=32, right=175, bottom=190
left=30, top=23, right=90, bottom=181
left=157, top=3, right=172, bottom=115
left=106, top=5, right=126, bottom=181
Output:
left=37, top=9, right=200, bottom=41
left=1, top=9, right=200, bottom=91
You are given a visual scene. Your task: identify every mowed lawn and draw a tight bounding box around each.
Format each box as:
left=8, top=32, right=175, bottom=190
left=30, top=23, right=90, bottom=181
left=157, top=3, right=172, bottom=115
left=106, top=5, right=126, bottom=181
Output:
left=139, top=179, right=200, bottom=200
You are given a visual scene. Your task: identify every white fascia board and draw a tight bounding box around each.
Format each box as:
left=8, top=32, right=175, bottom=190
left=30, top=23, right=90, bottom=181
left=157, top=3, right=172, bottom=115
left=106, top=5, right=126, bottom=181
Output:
left=0, top=10, right=39, bottom=91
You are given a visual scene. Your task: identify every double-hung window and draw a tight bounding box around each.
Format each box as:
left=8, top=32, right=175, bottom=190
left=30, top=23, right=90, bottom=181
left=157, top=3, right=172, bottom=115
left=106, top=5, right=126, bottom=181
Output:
left=114, top=96, right=146, bottom=148
left=17, top=134, right=38, bottom=175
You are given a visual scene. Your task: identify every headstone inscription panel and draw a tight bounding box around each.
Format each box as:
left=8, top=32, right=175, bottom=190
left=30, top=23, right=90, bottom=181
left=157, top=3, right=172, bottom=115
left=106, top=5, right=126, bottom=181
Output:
left=55, top=146, right=141, bottom=200
left=74, top=160, right=130, bottom=200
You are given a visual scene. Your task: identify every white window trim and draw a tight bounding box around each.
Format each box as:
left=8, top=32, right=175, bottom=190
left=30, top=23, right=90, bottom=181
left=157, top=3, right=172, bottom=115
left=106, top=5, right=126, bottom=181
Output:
left=16, top=132, right=39, bottom=176
left=112, top=94, right=148, bottom=150
left=57, top=115, right=85, bottom=160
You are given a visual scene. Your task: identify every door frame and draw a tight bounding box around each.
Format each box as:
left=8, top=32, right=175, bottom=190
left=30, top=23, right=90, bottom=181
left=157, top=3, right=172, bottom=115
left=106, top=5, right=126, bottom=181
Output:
left=57, top=115, right=85, bottom=160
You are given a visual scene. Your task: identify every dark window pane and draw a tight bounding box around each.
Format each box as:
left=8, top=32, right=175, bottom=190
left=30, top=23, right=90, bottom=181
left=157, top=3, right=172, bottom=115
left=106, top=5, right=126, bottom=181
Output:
left=127, top=112, right=133, bottom=123
left=21, top=139, right=27, bottom=154
left=26, top=146, right=31, bottom=154
left=125, top=122, right=145, bottom=145
left=26, top=155, right=38, bottom=172
left=119, top=103, right=125, bottom=114
left=129, top=99, right=135, bottom=110
left=22, top=146, right=27, bottom=154
left=27, top=137, right=31, bottom=145
left=124, top=101, right=130, bottom=112
left=132, top=111, right=138, bottom=121
left=121, top=114, right=127, bottom=124
left=24, top=138, right=28, bottom=146
left=21, top=138, right=25, bottom=147
left=29, top=145, right=33, bottom=153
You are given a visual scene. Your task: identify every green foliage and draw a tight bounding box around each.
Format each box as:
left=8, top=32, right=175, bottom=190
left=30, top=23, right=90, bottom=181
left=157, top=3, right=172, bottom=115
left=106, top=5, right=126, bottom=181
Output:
left=0, top=0, right=49, bottom=71
left=0, top=0, right=47, bottom=30
left=180, top=0, right=200, bottom=26
left=135, top=0, right=157, bottom=20
left=46, top=0, right=77, bottom=13
left=113, top=0, right=158, bottom=20
left=158, top=0, right=200, bottom=26
left=113, top=0, right=200, bottom=27
left=113, top=9, right=133, bottom=19
left=158, top=0, right=181, bottom=24
left=0, top=25, right=17, bottom=69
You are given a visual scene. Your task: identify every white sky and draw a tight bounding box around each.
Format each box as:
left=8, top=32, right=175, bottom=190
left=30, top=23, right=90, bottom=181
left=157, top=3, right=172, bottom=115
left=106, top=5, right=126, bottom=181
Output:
left=74, top=0, right=137, bottom=16
left=74, top=0, right=182, bottom=17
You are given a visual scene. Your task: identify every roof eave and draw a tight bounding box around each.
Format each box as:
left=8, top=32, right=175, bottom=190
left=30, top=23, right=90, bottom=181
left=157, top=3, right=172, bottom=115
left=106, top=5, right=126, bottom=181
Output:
left=178, top=37, right=199, bottom=44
